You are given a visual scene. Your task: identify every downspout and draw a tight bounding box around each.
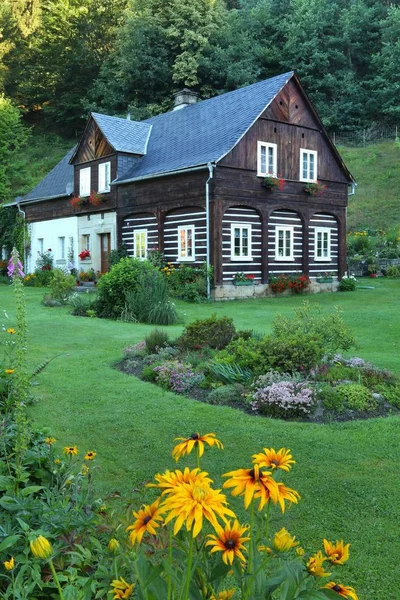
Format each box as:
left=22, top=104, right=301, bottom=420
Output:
left=205, top=162, right=214, bottom=300
left=348, top=182, right=357, bottom=196
left=16, top=202, right=27, bottom=270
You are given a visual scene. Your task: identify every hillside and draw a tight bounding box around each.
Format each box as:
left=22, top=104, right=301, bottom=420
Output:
left=11, top=129, right=400, bottom=233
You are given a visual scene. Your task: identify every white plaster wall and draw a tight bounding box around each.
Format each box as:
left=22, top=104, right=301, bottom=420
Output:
left=77, top=212, right=116, bottom=273
left=28, top=217, right=79, bottom=273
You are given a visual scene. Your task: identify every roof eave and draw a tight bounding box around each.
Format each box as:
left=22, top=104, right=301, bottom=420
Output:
left=7, top=192, right=71, bottom=207
left=112, top=163, right=210, bottom=185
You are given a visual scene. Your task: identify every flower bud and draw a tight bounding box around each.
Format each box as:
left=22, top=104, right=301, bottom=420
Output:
left=30, top=535, right=53, bottom=559
left=108, top=538, right=120, bottom=553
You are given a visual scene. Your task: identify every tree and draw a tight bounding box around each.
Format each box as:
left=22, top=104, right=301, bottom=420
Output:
left=0, top=95, right=29, bottom=203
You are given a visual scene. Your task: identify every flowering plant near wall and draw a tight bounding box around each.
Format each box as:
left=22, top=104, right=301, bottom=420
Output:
left=89, top=190, right=106, bottom=206
left=262, top=175, right=286, bottom=191
left=70, top=196, right=87, bottom=208
left=303, top=181, right=327, bottom=196
left=78, top=249, right=91, bottom=260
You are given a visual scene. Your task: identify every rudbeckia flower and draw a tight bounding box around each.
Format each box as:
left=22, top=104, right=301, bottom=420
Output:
left=110, top=577, right=134, bottom=599
left=162, top=479, right=235, bottom=537
left=323, top=539, right=350, bottom=565
left=5, top=369, right=15, bottom=375
left=252, top=447, right=295, bottom=472
left=84, top=451, right=96, bottom=461
left=222, top=464, right=279, bottom=510
left=324, top=581, right=358, bottom=600
left=172, top=433, right=223, bottom=462
left=147, top=467, right=212, bottom=492
left=30, top=536, right=53, bottom=559
left=271, top=527, right=299, bottom=552
left=210, top=589, right=236, bottom=599
left=45, top=437, right=56, bottom=445
left=274, top=482, right=300, bottom=513
left=307, top=550, right=331, bottom=577
left=206, top=520, right=250, bottom=565
left=63, top=446, right=78, bottom=456
left=3, top=557, right=15, bottom=570
left=126, top=498, right=164, bottom=544
left=6, top=328, right=16, bottom=334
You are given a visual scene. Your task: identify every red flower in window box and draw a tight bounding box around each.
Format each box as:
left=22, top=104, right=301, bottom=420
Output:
left=70, top=196, right=85, bottom=208
left=89, top=190, right=106, bottom=206
left=245, top=274, right=255, bottom=280
left=79, top=250, right=91, bottom=260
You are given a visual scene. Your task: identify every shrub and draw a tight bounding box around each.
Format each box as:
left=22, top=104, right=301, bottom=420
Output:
left=166, top=263, right=209, bottom=302
left=339, top=276, right=357, bottom=291
left=377, top=384, right=400, bottom=408
left=152, top=360, right=204, bottom=393
left=386, top=265, right=400, bottom=278
left=141, top=363, right=162, bottom=381
left=207, top=383, right=245, bottom=405
left=335, top=383, right=377, bottom=411
left=33, top=268, right=54, bottom=287
left=318, top=384, right=345, bottom=413
left=261, top=333, right=324, bottom=374
left=145, top=329, right=169, bottom=354
left=214, top=337, right=266, bottom=372
left=109, top=244, right=128, bottom=268
left=69, top=292, right=97, bottom=317
left=177, top=314, right=236, bottom=351
left=48, top=268, right=76, bottom=302
left=250, top=381, right=315, bottom=418
left=208, top=362, right=253, bottom=385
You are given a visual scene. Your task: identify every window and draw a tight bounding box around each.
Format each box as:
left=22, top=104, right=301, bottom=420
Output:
left=133, top=230, right=147, bottom=259
left=275, top=226, right=294, bottom=261
left=82, top=234, right=90, bottom=251
left=314, top=227, right=331, bottom=261
left=38, top=238, right=44, bottom=254
left=178, top=225, right=195, bottom=261
left=257, top=142, right=277, bottom=177
left=58, top=236, right=65, bottom=260
left=300, top=149, right=317, bottom=182
left=98, top=162, right=111, bottom=192
left=79, top=167, right=91, bottom=196
left=231, top=224, right=252, bottom=260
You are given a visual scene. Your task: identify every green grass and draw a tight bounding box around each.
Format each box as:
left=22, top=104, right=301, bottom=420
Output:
left=341, top=141, right=400, bottom=231
left=1, top=281, right=399, bottom=598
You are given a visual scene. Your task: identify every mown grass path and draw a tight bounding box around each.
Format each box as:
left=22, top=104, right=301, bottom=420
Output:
left=1, top=281, right=399, bottom=599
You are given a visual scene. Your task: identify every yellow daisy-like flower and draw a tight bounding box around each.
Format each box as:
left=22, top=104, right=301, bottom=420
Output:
left=6, top=328, right=16, bottom=334
left=110, top=577, right=134, bottom=599
left=210, top=590, right=236, bottom=600
left=172, top=432, right=223, bottom=462
left=3, top=557, right=15, bottom=570
left=30, top=535, right=53, bottom=559
left=206, top=520, right=250, bottom=565
left=222, top=464, right=279, bottom=510
left=271, top=527, right=299, bottom=552
left=147, top=466, right=212, bottom=492
left=162, top=479, right=235, bottom=537
left=324, top=581, right=358, bottom=600
left=45, top=437, right=56, bottom=445
left=126, top=498, right=164, bottom=545
left=108, top=538, right=120, bottom=553
left=5, top=369, right=15, bottom=375
left=84, top=451, right=96, bottom=461
left=296, top=546, right=305, bottom=556
left=274, top=482, right=300, bottom=513
left=63, top=446, right=78, bottom=456
left=54, top=458, right=61, bottom=465
left=307, top=550, right=331, bottom=578
left=252, top=447, right=295, bottom=472
left=323, top=539, right=350, bottom=565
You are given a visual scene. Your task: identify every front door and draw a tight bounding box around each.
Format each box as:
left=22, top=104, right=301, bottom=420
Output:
left=100, top=233, right=111, bottom=273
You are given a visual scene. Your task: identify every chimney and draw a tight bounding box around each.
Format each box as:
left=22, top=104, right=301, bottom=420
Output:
left=173, top=89, right=199, bottom=111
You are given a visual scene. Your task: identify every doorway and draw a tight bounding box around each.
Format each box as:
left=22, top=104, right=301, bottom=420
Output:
left=100, top=233, right=111, bottom=272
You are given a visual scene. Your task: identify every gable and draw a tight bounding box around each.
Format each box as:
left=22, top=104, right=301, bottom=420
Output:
left=262, top=78, right=320, bottom=129
left=72, top=117, right=114, bottom=165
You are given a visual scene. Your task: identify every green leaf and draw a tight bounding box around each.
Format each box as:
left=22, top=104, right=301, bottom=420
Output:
left=0, top=535, right=21, bottom=552
left=297, top=590, right=341, bottom=600
left=209, top=561, right=231, bottom=582
left=21, top=485, right=44, bottom=497
left=16, top=517, right=30, bottom=531
left=0, top=475, right=13, bottom=490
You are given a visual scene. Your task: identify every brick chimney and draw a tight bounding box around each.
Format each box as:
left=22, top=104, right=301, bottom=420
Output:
left=173, top=89, right=199, bottom=111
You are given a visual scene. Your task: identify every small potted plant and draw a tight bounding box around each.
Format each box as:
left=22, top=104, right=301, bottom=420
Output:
left=233, top=272, right=255, bottom=286
left=303, top=181, right=326, bottom=196
left=262, top=176, right=285, bottom=191
left=316, top=272, right=334, bottom=283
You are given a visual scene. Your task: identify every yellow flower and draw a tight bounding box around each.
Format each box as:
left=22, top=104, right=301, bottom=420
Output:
left=6, top=328, right=16, bottom=334
left=271, top=527, right=299, bottom=552
left=210, top=590, right=236, bottom=600
left=84, top=450, right=96, bottom=461
left=126, top=498, right=164, bottom=544
left=63, top=446, right=78, bottom=456
left=172, top=433, right=223, bottom=462
left=252, top=447, right=295, bottom=472
left=81, top=464, right=89, bottom=476
left=108, top=538, right=120, bottom=553
left=110, top=577, right=134, bottom=599
left=274, top=482, right=300, bottom=513
left=5, top=369, right=15, bottom=375
left=222, top=464, right=279, bottom=510
left=54, top=459, right=61, bottom=465
left=324, top=581, right=358, bottom=600
left=206, top=520, right=249, bottom=565
left=162, top=479, right=235, bottom=537
left=45, top=437, right=56, bottom=445
left=30, top=535, right=53, bottom=559
left=296, top=546, right=305, bottom=556
left=307, top=550, right=331, bottom=578
left=323, top=539, right=350, bottom=565
left=3, top=557, right=15, bottom=570
left=147, top=467, right=212, bottom=492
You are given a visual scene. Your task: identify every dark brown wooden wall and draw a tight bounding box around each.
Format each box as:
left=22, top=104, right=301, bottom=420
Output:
left=73, top=155, right=118, bottom=201
left=72, top=119, right=114, bottom=164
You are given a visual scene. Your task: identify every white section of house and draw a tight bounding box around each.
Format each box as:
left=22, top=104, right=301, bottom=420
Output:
left=77, top=211, right=116, bottom=273
left=28, top=217, right=79, bottom=273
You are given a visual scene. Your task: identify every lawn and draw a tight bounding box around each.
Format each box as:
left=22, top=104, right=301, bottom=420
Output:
left=1, top=280, right=399, bottom=599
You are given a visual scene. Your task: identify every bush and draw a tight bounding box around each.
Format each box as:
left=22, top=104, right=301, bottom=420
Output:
left=151, top=360, right=204, bottom=393
left=207, top=383, right=245, bottom=405
left=69, top=292, right=97, bottom=317
left=214, top=336, right=266, bottom=372
left=166, top=263, right=208, bottom=302
left=145, top=329, right=169, bottom=354
left=261, top=333, right=324, bottom=374
left=33, top=268, right=54, bottom=287
left=339, top=276, right=357, bottom=291
left=249, top=381, right=315, bottom=418
left=377, top=384, right=400, bottom=408
left=177, top=314, right=236, bottom=351
left=141, top=363, right=162, bottom=381
left=121, top=275, right=178, bottom=325
left=318, top=384, right=345, bottom=413
left=48, top=268, right=76, bottom=302
left=335, top=383, right=377, bottom=411
left=386, top=265, right=400, bottom=278
left=109, top=244, right=128, bottom=268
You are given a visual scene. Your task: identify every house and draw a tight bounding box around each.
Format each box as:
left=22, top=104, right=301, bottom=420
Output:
left=14, top=71, right=354, bottom=299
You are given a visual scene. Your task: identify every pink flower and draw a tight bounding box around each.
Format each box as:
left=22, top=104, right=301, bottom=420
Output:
left=7, top=257, right=24, bottom=278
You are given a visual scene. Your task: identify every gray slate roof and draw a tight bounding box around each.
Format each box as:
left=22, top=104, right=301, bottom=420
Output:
left=116, top=71, right=293, bottom=182
left=22, top=146, right=76, bottom=203
left=91, top=113, right=152, bottom=155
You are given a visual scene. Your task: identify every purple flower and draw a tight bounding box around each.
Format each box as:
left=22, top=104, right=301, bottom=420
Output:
left=7, top=257, right=24, bottom=278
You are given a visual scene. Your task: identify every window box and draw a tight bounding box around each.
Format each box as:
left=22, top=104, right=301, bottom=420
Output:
left=233, top=280, right=254, bottom=286
left=304, top=181, right=326, bottom=197
left=316, top=277, right=333, bottom=283
left=261, top=176, right=285, bottom=191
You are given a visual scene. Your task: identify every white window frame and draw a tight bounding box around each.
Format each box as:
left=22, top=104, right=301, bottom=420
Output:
left=82, top=234, right=91, bottom=252
left=98, top=161, right=111, bottom=193
left=257, top=141, right=277, bottom=177
left=314, top=227, right=331, bottom=261
left=58, top=236, right=65, bottom=260
left=230, top=223, right=252, bottom=261
left=79, top=167, right=91, bottom=197
left=275, top=226, right=294, bottom=261
left=38, top=238, right=44, bottom=254
left=133, top=229, right=147, bottom=260
left=177, top=225, right=195, bottom=261
left=300, top=149, right=317, bottom=182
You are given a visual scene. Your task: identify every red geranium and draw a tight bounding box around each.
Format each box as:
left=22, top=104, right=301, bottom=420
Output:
left=79, top=250, right=91, bottom=260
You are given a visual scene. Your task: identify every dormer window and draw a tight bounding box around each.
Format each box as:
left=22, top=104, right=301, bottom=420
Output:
left=79, top=167, right=91, bottom=197
left=257, top=142, right=277, bottom=177
left=98, top=162, right=111, bottom=193
left=300, top=149, right=317, bottom=182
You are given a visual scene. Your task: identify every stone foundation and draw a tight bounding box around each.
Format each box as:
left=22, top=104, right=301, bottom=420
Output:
left=212, top=280, right=339, bottom=301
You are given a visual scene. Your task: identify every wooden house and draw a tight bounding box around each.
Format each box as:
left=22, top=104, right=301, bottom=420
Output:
left=14, top=71, right=354, bottom=298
